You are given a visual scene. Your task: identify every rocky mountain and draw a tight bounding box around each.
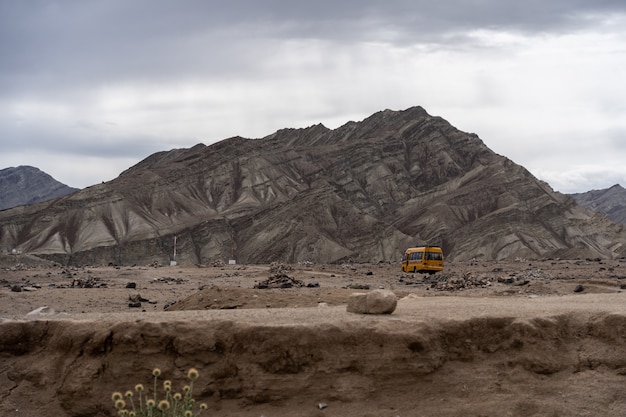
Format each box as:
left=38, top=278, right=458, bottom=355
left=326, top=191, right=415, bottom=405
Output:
left=0, top=166, right=79, bottom=211
left=570, top=184, right=626, bottom=225
left=0, top=106, right=624, bottom=265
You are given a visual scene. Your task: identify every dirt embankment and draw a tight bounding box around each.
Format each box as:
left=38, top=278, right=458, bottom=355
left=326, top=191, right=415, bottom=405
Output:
left=2, top=259, right=626, bottom=416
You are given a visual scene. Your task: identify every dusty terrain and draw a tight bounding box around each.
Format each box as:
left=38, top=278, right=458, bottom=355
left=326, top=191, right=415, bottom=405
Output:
left=2, top=254, right=626, bottom=416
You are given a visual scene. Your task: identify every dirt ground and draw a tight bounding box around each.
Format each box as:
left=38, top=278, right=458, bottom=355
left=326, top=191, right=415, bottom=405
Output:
left=2, top=255, right=626, bottom=417
left=2, top=256, right=626, bottom=318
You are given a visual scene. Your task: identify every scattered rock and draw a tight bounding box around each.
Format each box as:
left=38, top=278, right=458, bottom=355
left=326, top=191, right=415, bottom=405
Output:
left=11, top=285, right=22, bottom=292
left=128, top=302, right=142, bottom=308
left=574, top=284, right=585, bottom=293
left=430, top=272, right=492, bottom=291
left=346, top=283, right=370, bottom=290
left=71, top=276, right=105, bottom=288
left=150, top=277, right=187, bottom=285
left=254, top=262, right=304, bottom=289
left=347, top=289, right=397, bottom=314
left=125, top=282, right=137, bottom=288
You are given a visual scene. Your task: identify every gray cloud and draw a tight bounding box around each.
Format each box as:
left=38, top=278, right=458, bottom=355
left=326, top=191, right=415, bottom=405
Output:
left=1, top=1, right=625, bottom=190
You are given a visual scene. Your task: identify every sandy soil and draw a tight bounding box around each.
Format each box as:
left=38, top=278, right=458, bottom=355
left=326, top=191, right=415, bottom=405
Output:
left=2, top=256, right=626, bottom=416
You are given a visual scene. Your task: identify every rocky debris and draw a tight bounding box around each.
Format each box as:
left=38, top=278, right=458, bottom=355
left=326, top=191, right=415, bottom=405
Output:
left=574, top=284, right=585, bottom=293
left=254, top=275, right=304, bottom=289
left=11, top=285, right=22, bottom=292
left=406, top=268, right=556, bottom=292
left=148, top=261, right=161, bottom=268
left=125, top=282, right=137, bottom=288
left=150, top=277, right=187, bottom=284
left=429, top=272, right=493, bottom=291
left=254, top=262, right=304, bottom=289
left=498, top=276, right=530, bottom=285
left=347, top=289, right=397, bottom=314
left=345, top=283, right=370, bottom=290
left=128, top=291, right=155, bottom=308
left=71, top=276, right=105, bottom=288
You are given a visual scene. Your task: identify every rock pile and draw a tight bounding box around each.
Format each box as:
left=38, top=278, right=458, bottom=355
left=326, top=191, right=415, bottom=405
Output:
left=254, top=262, right=304, bottom=289
left=71, top=276, right=105, bottom=288
left=426, top=272, right=492, bottom=291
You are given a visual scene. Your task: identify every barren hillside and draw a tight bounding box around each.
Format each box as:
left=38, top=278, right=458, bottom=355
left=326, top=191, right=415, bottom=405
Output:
left=1, top=107, right=624, bottom=265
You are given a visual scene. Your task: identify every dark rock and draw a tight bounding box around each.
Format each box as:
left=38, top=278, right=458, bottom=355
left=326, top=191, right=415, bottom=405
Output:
left=346, top=284, right=370, bottom=290
left=125, top=282, right=137, bottom=289
left=574, top=284, right=585, bottom=293
left=11, top=285, right=22, bottom=292
left=128, top=302, right=142, bottom=308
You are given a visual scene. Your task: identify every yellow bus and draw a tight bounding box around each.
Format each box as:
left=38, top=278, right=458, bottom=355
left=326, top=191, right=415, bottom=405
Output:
left=401, top=246, right=444, bottom=273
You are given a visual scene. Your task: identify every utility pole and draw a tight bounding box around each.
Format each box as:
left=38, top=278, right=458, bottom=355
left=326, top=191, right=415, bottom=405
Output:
left=171, top=235, right=177, bottom=266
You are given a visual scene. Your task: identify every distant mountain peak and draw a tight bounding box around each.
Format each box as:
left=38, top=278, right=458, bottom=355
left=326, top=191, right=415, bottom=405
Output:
left=0, top=166, right=79, bottom=210
left=571, top=184, right=626, bottom=224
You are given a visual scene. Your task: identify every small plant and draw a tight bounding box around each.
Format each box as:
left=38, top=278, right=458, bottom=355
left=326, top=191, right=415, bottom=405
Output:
left=112, top=367, right=208, bottom=417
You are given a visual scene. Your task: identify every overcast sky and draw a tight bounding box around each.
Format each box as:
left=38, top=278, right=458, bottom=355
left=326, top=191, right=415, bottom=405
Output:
left=1, top=1, right=625, bottom=193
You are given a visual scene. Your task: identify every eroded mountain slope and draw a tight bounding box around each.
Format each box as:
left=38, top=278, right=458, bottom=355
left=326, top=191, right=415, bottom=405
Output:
left=0, top=106, right=624, bottom=265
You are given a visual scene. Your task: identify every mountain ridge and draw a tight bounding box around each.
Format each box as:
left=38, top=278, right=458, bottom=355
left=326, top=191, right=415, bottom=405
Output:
left=570, top=184, right=626, bottom=225
left=0, top=166, right=79, bottom=211
left=0, top=106, right=624, bottom=265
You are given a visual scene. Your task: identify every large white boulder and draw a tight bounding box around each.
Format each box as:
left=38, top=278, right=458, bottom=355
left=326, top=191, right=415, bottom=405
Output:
left=346, top=289, right=397, bottom=314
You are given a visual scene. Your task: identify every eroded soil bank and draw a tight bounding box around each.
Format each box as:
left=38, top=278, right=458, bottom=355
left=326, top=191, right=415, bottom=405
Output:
left=2, top=294, right=626, bottom=417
